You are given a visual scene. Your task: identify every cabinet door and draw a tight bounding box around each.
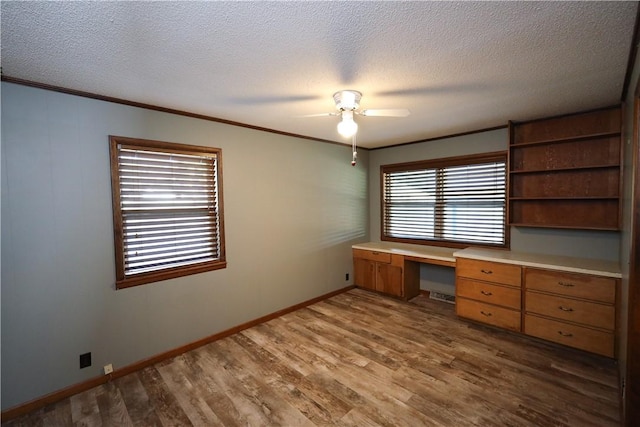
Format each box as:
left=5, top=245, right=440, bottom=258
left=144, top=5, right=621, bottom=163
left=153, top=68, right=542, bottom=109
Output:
left=354, top=258, right=376, bottom=290
left=376, top=263, right=403, bottom=297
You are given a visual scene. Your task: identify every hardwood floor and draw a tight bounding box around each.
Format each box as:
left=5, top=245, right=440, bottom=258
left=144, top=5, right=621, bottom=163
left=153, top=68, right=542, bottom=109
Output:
left=3, top=289, right=620, bottom=426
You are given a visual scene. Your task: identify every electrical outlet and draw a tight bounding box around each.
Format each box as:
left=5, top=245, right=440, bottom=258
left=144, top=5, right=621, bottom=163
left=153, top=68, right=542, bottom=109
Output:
left=346, top=273, right=349, bottom=281
left=79, top=352, right=91, bottom=369
left=103, top=363, right=113, bottom=375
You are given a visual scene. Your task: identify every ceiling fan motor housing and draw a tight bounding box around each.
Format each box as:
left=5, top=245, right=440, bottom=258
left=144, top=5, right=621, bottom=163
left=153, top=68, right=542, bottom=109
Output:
left=333, top=90, right=362, bottom=111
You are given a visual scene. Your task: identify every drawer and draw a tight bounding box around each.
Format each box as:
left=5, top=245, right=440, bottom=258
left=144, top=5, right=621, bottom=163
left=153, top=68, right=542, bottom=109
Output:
left=524, top=314, right=614, bottom=358
left=353, top=248, right=391, bottom=264
left=525, top=291, right=615, bottom=331
left=525, top=268, right=616, bottom=303
left=456, top=297, right=521, bottom=331
left=456, top=258, right=521, bottom=287
left=456, top=277, right=521, bottom=310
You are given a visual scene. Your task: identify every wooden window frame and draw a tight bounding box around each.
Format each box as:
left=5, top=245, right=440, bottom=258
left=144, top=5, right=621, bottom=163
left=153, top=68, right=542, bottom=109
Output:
left=109, top=136, right=226, bottom=289
left=381, top=151, right=509, bottom=249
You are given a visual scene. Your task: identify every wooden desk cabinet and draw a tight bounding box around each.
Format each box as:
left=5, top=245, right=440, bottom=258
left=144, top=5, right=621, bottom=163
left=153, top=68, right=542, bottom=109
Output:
left=455, top=258, right=522, bottom=332
left=353, top=249, right=419, bottom=300
left=523, top=268, right=617, bottom=357
left=455, top=255, right=619, bottom=358
left=353, top=244, right=620, bottom=358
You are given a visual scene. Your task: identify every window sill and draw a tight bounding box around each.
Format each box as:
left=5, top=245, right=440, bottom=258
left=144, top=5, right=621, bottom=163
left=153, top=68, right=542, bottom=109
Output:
left=116, top=260, right=227, bottom=289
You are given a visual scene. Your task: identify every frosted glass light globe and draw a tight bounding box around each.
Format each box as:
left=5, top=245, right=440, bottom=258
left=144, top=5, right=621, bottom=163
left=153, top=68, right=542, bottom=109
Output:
left=337, top=118, right=358, bottom=138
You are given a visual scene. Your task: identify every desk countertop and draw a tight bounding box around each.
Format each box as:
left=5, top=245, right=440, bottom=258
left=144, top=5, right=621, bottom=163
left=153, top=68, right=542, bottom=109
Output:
left=352, top=242, right=621, bottom=278
left=352, top=241, right=456, bottom=264
left=453, top=247, right=621, bottom=279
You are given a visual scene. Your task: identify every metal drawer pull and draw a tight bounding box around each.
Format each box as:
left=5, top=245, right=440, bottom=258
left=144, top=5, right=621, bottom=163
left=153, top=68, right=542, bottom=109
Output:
left=558, top=306, right=574, bottom=312
left=372, top=251, right=379, bottom=255
left=480, top=269, right=493, bottom=274
left=480, top=311, right=492, bottom=317
left=557, top=331, right=573, bottom=337
left=558, top=281, right=575, bottom=287
left=480, top=290, right=493, bottom=296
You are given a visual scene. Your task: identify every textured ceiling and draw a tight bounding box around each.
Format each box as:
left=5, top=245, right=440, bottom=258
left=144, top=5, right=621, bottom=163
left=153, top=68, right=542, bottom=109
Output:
left=1, top=1, right=637, bottom=148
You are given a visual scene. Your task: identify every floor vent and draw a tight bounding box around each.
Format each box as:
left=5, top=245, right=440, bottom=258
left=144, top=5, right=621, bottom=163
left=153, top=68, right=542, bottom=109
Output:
left=429, top=291, right=456, bottom=304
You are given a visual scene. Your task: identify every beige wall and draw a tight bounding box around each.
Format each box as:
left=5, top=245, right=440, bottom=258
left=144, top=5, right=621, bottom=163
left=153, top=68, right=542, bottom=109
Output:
left=367, top=127, right=622, bottom=296
left=0, top=82, right=370, bottom=409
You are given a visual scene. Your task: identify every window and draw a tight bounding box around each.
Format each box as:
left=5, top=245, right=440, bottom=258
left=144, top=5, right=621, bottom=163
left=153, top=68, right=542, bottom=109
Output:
left=109, top=136, right=226, bottom=289
left=382, top=152, right=507, bottom=247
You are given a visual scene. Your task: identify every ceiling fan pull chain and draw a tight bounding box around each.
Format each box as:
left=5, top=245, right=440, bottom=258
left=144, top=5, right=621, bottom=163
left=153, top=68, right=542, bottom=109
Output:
left=351, top=134, right=357, bottom=166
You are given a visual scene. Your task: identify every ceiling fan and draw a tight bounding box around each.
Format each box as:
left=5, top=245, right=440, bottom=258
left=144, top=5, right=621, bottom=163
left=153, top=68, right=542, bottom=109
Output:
left=303, top=90, right=410, bottom=165
left=304, top=90, right=410, bottom=137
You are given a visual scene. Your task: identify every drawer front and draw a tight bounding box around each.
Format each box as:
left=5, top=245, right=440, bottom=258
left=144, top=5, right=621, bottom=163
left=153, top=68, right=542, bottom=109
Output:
left=457, top=258, right=521, bottom=287
left=456, top=277, right=521, bottom=310
left=525, top=268, right=616, bottom=303
left=524, top=314, right=614, bottom=358
left=456, top=298, right=521, bottom=331
left=353, top=248, right=391, bottom=264
left=525, top=291, right=615, bottom=331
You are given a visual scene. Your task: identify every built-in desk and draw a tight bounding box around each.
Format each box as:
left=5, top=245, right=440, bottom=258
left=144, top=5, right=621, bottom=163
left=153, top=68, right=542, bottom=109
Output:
left=454, top=248, right=621, bottom=357
left=351, top=242, right=456, bottom=301
left=351, top=242, right=621, bottom=281
left=352, top=242, right=622, bottom=357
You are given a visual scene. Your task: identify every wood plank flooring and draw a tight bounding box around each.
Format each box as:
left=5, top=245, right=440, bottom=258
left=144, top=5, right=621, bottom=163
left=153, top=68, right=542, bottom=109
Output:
left=3, top=289, right=621, bottom=426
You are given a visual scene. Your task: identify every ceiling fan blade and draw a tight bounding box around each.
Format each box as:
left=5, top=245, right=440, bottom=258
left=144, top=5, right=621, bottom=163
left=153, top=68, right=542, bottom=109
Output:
left=359, top=108, right=410, bottom=117
left=228, top=94, right=322, bottom=105
left=297, top=112, right=339, bottom=118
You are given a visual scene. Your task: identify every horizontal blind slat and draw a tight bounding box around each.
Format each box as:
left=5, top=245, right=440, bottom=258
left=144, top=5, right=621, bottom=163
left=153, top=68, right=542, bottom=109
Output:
left=126, top=254, right=216, bottom=272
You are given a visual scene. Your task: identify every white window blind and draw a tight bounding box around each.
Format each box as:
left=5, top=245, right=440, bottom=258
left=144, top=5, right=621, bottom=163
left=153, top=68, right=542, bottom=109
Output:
left=118, top=146, right=220, bottom=275
left=383, top=156, right=506, bottom=246
left=112, top=141, right=223, bottom=282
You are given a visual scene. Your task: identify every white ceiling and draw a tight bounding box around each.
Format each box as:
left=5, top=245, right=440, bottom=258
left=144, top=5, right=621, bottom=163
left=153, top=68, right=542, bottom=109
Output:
left=1, top=1, right=637, bottom=149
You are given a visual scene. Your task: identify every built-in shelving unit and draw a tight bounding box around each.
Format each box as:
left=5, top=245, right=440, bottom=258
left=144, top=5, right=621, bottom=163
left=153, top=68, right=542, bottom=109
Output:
left=508, top=107, right=622, bottom=230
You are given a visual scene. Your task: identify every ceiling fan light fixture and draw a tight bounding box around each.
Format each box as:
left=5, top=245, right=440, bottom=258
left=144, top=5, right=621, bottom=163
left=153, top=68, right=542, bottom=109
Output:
left=333, top=90, right=362, bottom=111
left=306, top=89, right=409, bottom=143
left=337, top=110, right=358, bottom=138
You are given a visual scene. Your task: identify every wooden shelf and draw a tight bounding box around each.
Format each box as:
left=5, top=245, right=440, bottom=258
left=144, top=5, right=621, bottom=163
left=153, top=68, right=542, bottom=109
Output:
left=510, top=164, right=619, bottom=174
left=509, top=196, right=619, bottom=230
left=510, top=131, right=620, bottom=148
left=510, top=223, right=620, bottom=231
left=510, top=167, right=619, bottom=199
left=509, top=196, right=619, bottom=201
left=510, top=134, right=620, bottom=173
left=508, top=107, right=622, bottom=230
